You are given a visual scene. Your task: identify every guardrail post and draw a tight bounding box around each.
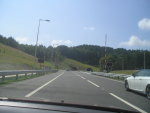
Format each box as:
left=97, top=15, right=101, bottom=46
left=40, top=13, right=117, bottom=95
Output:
left=117, top=76, right=119, bottom=79
left=2, top=75, right=5, bottom=82
left=16, top=74, right=18, bottom=80
left=25, top=73, right=27, bottom=78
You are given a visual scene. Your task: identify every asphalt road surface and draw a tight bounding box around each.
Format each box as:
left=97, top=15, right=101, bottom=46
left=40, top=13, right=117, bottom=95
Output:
left=0, top=70, right=150, bottom=113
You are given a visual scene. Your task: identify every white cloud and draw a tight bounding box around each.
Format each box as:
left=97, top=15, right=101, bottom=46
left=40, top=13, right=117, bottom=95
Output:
left=51, top=40, right=72, bottom=47
left=119, top=35, right=150, bottom=47
left=64, top=40, right=72, bottom=44
left=138, top=18, right=150, bottom=30
left=15, top=37, right=28, bottom=44
left=83, top=27, right=96, bottom=31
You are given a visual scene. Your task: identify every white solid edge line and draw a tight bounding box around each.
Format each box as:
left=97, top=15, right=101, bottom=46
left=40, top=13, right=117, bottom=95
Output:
left=25, top=72, right=64, bottom=97
left=87, top=80, right=100, bottom=87
left=109, top=93, right=147, bottom=113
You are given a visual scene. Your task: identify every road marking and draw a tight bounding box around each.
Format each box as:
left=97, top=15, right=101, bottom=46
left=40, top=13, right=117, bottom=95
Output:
left=81, top=72, right=90, bottom=74
left=78, top=74, right=86, bottom=79
left=81, top=76, right=86, bottom=79
left=94, top=104, right=98, bottom=106
left=87, top=80, right=100, bottom=87
left=73, top=72, right=86, bottom=79
left=25, top=72, right=64, bottom=97
left=109, top=93, right=147, bottom=113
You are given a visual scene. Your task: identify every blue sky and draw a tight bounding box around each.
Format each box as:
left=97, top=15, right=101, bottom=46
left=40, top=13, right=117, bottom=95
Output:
left=0, top=0, right=150, bottom=49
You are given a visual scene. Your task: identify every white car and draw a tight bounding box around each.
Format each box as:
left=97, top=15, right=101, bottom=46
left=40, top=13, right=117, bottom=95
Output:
left=125, top=69, right=150, bottom=99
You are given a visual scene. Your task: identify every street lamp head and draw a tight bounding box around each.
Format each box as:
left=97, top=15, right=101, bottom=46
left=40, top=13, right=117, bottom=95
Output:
left=39, top=19, right=50, bottom=22
left=45, top=20, right=50, bottom=22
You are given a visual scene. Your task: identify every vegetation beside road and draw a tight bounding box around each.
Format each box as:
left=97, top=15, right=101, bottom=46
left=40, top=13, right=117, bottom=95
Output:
left=0, top=43, right=97, bottom=71
left=1, top=34, right=150, bottom=71
left=110, top=70, right=137, bottom=75
left=60, top=58, right=99, bottom=71
left=0, top=43, right=51, bottom=70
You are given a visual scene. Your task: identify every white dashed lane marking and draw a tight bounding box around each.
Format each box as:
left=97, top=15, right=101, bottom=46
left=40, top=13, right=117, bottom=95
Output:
left=87, top=80, right=100, bottom=87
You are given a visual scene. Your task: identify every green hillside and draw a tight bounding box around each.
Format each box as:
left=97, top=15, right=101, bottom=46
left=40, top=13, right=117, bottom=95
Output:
left=0, top=43, right=51, bottom=70
left=59, top=58, right=99, bottom=71
left=0, top=43, right=99, bottom=71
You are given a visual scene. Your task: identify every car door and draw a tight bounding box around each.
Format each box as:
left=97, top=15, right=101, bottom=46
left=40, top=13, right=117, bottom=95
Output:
left=128, top=71, right=139, bottom=90
left=133, top=71, right=144, bottom=91
left=140, top=70, right=150, bottom=93
left=128, top=76, right=135, bottom=90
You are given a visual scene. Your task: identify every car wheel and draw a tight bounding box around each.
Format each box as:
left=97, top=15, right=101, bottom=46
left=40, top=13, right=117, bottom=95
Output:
left=146, top=85, right=150, bottom=99
left=125, top=81, right=129, bottom=91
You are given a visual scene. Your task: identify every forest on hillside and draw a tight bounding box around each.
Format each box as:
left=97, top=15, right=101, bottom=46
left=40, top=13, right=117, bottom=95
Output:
left=0, top=34, right=150, bottom=71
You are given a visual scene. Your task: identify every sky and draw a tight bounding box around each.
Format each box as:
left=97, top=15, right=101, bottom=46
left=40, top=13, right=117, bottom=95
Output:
left=0, top=0, right=150, bottom=50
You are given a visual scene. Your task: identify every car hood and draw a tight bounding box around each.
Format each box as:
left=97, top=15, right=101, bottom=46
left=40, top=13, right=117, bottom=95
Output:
left=0, top=97, right=140, bottom=113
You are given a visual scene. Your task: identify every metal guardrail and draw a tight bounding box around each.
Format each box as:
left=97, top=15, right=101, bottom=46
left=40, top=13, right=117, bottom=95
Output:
left=91, top=72, right=131, bottom=80
left=0, top=69, right=57, bottom=82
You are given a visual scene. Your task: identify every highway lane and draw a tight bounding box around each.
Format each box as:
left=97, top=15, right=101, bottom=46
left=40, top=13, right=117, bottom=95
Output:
left=0, top=71, right=64, bottom=98
left=0, top=70, right=149, bottom=112
left=77, top=71, right=150, bottom=113
left=28, top=71, right=135, bottom=111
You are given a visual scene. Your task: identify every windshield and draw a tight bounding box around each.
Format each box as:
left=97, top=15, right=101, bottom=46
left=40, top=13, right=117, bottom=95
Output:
left=0, top=0, right=150, bottom=113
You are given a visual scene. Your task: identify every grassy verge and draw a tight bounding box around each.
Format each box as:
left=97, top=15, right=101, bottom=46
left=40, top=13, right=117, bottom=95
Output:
left=0, top=43, right=98, bottom=71
left=0, top=43, right=53, bottom=70
left=110, top=70, right=137, bottom=75
left=108, top=76, right=125, bottom=81
left=59, top=58, right=99, bottom=71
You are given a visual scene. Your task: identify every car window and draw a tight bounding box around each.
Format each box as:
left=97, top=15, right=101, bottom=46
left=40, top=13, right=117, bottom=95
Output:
left=142, top=70, right=150, bottom=77
left=132, top=71, right=139, bottom=76
left=135, top=71, right=144, bottom=77
left=135, top=70, right=150, bottom=77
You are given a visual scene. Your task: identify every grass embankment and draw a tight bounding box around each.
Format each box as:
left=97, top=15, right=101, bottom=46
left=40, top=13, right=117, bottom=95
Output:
left=60, top=58, right=99, bottom=71
left=0, top=43, right=52, bottom=70
left=0, top=43, right=98, bottom=71
left=110, top=70, right=137, bottom=75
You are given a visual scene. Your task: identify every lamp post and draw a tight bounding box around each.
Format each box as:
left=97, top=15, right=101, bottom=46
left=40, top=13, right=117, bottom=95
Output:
left=34, top=19, right=50, bottom=60
left=144, top=51, right=146, bottom=69
left=104, top=34, right=107, bottom=71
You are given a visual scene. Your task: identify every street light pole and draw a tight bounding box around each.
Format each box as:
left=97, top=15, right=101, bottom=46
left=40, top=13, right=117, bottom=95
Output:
left=144, top=51, right=146, bottom=69
left=35, top=19, right=41, bottom=58
left=34, top=19, right=50, bottom=61
left=105, top=34, right=107, bottom=71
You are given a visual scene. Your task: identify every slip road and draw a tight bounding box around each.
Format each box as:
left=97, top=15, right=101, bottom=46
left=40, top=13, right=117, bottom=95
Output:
left=0, top=70, right=150, bottom=113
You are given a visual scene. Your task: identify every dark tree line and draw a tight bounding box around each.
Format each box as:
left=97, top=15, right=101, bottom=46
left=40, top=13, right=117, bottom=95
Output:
left=0, top=34, right=150, bottom=70
left=0, top=35, right=19, bottom=48
left=57, top=45, right=150, bottom=70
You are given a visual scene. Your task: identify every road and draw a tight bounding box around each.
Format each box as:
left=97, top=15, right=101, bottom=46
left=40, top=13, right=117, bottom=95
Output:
left=0, top=70, right=150, bottom=113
